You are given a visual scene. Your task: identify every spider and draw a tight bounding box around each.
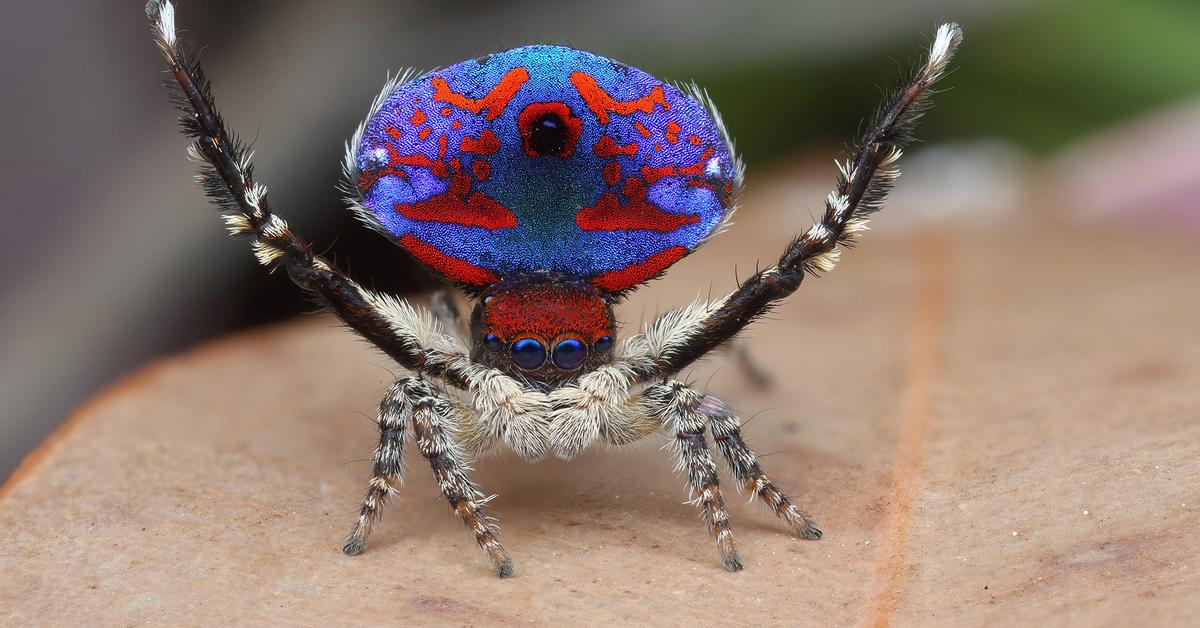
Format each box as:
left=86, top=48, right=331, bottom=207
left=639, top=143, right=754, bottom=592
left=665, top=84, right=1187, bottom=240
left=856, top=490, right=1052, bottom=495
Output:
left=147, top=0, right=961, bottom=577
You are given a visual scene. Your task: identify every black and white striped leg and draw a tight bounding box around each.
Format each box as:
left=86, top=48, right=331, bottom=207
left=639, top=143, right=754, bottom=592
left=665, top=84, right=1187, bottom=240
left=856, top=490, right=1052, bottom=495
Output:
left=628, top=24, right=963, bottom=384
left=701, top=395, right=822, bottom=540
left=649, top=381, right=742, bottom=571
left=409, top=384, right=514, bottom=577
left=343, top=379, right=420, bottom=556
left=147, top=1, right=471, bottom=390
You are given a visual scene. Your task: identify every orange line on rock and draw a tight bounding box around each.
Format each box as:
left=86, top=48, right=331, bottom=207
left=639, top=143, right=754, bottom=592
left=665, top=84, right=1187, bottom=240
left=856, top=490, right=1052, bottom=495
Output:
left=865, top=233, right=949, bottom=628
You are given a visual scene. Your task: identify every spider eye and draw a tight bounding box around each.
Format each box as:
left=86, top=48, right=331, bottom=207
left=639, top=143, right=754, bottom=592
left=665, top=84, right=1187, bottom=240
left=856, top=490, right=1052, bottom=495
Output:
left=483, top=333, right=503, bottom=352
left=552, top=338, right=587, bottom=370
left=510, top=337, right=546, bottom=370
left=594, top=335, right=613, bottom=355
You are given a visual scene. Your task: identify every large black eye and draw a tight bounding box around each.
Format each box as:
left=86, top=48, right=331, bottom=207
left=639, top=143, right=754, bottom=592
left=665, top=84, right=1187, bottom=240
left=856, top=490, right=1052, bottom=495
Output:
left=483, top=333, right=503, bottom=352
left=594, top=335, right=613, bottom=355
left=552, top=338, right=587, bottom=370
left=510, top=337, right=546, bottom=370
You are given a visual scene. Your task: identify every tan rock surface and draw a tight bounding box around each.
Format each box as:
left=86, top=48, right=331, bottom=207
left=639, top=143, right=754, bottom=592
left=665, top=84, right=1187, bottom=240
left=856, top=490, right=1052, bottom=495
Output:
left=2, top=195, right=1197, bottom=625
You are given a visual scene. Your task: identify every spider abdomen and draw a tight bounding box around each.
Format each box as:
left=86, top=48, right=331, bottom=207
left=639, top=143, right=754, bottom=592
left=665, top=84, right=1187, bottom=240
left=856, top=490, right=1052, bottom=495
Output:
left=348, top=45, right=741, bottom=293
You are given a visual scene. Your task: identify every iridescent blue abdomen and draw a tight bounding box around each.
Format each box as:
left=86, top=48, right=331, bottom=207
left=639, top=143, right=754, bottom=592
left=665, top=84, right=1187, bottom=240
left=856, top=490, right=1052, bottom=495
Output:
left=350, top=45, right=739, bottom=292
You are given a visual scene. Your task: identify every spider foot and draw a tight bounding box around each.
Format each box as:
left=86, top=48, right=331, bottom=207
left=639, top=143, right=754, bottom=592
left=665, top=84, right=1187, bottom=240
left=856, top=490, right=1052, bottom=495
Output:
left=342, top=507, right=383, bottom=557
left=781, top=504, right=822, bottom=540
left=495, top=558, right=516, bottom=578
left=481, top=532, right=514, bottom=577
left=342, top=538, right=367, bottom=556
left=796, top=522, right=823, bottom=541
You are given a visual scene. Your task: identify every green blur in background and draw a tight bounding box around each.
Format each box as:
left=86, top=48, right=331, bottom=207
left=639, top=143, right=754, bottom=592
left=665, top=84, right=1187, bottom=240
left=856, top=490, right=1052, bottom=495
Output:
left=689, top=0, right=1200, bottom=163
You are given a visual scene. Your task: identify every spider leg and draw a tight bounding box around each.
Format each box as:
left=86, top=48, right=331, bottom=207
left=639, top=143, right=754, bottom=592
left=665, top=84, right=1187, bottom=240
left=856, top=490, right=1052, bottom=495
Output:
left=429, top=287, right=466, bottom=339
left=646, top=381, right=742, bottom=571
left=146, top=1, right=470, bottom=389
left=723, top=341, right=773, bottom=389
left=343, top=377, right=511, bottom=574
left=622, top=23, right=963, bottom=383
left=409, top=381, right=514, bottom=577
left=700, top=395, right=822, bottom=540
left=343, top=379, right=418, bottom=556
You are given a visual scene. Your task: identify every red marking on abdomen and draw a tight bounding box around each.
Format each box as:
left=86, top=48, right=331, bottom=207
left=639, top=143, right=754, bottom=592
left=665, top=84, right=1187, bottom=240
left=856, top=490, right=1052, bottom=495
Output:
left=433, top=67, right=530, bottom=120
left=577, top=177, right=699, bottom=233
left=399, top=234, right=498, bottom=286
left=569, top=72, right=669, bottom=124
left=603, top=162, right=621, bottom=186
left=633, top=122, right=652, bottom=138
left=665, top=121, right=681, bottom=144
left=418, top=128, right=431, bottom=140
left=387, top=145, right=433, bottom=168
left=642, top=164, right=677, bottom=184
left=688, top=134, right=702, bottom=146
left=592, top=246, right=688, bottom=292
left=386, top=126, right=402, bottom=140
left=410, top=110, right=426, bottom=126
left=460, top=129, right=500, bottom=155
left=639, top=146, right=714, bottom=187
left=678, top=147, right=714, bottom=176
left=395, top=171, right=517, bottom=230
left=593, top=135, right=638, bottom=157
left=472, top=159, right=491, bottom=181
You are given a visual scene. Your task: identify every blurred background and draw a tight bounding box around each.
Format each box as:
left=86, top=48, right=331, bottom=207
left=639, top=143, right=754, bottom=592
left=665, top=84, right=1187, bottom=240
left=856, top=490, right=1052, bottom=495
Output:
left=1, top=0, right=1197, bottom=481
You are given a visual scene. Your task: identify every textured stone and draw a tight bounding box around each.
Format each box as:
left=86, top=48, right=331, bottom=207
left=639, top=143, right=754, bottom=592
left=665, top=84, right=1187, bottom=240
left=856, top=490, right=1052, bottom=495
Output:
left=2, top=194, right=1197, bottom=625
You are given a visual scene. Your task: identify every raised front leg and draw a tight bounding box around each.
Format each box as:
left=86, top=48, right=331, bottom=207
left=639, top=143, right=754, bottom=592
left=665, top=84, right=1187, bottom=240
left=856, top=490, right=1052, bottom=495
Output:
left=645, top=381, right=742, bottom=572
left=147, top=1, right=472, bottom=389
left=701, top=395, right=822, bottom=540
left=620, top=24, right=963, bottom=384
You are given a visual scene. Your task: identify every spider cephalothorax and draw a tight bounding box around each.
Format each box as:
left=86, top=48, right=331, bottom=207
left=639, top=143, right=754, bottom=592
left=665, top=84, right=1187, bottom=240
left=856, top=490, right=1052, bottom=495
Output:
left=148, top=0, right=961, bottom=577
left=469, top=275, right=615, bottom=383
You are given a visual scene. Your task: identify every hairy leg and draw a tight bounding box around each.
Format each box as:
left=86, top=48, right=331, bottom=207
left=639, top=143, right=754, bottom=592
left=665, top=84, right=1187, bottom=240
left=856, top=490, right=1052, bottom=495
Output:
left=646, top=381, right=742, bottom=571
left=147, top=1, right=471, bottom=389
left=409, top=383, right=514, bottom=577
left=621, top=24, right=963, bottom=383
left=701, top=395, right=822, bottom=540
left=343, top=378, right=419, bottom=556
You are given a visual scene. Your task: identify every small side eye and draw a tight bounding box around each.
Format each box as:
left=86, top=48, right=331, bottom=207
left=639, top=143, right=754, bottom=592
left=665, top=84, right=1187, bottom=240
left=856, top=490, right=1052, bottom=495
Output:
left=594, top=335, right=613, bottom=355
left=552, top=338, right=587, bottom=370
left=510, top=337, right=546, bottom=370
left=483, top=333, right=503, bottom=352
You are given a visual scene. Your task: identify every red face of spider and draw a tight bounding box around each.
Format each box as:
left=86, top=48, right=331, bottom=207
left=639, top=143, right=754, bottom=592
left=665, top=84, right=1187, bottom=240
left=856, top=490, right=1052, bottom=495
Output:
left=470, top=275, right=615, bottom=380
